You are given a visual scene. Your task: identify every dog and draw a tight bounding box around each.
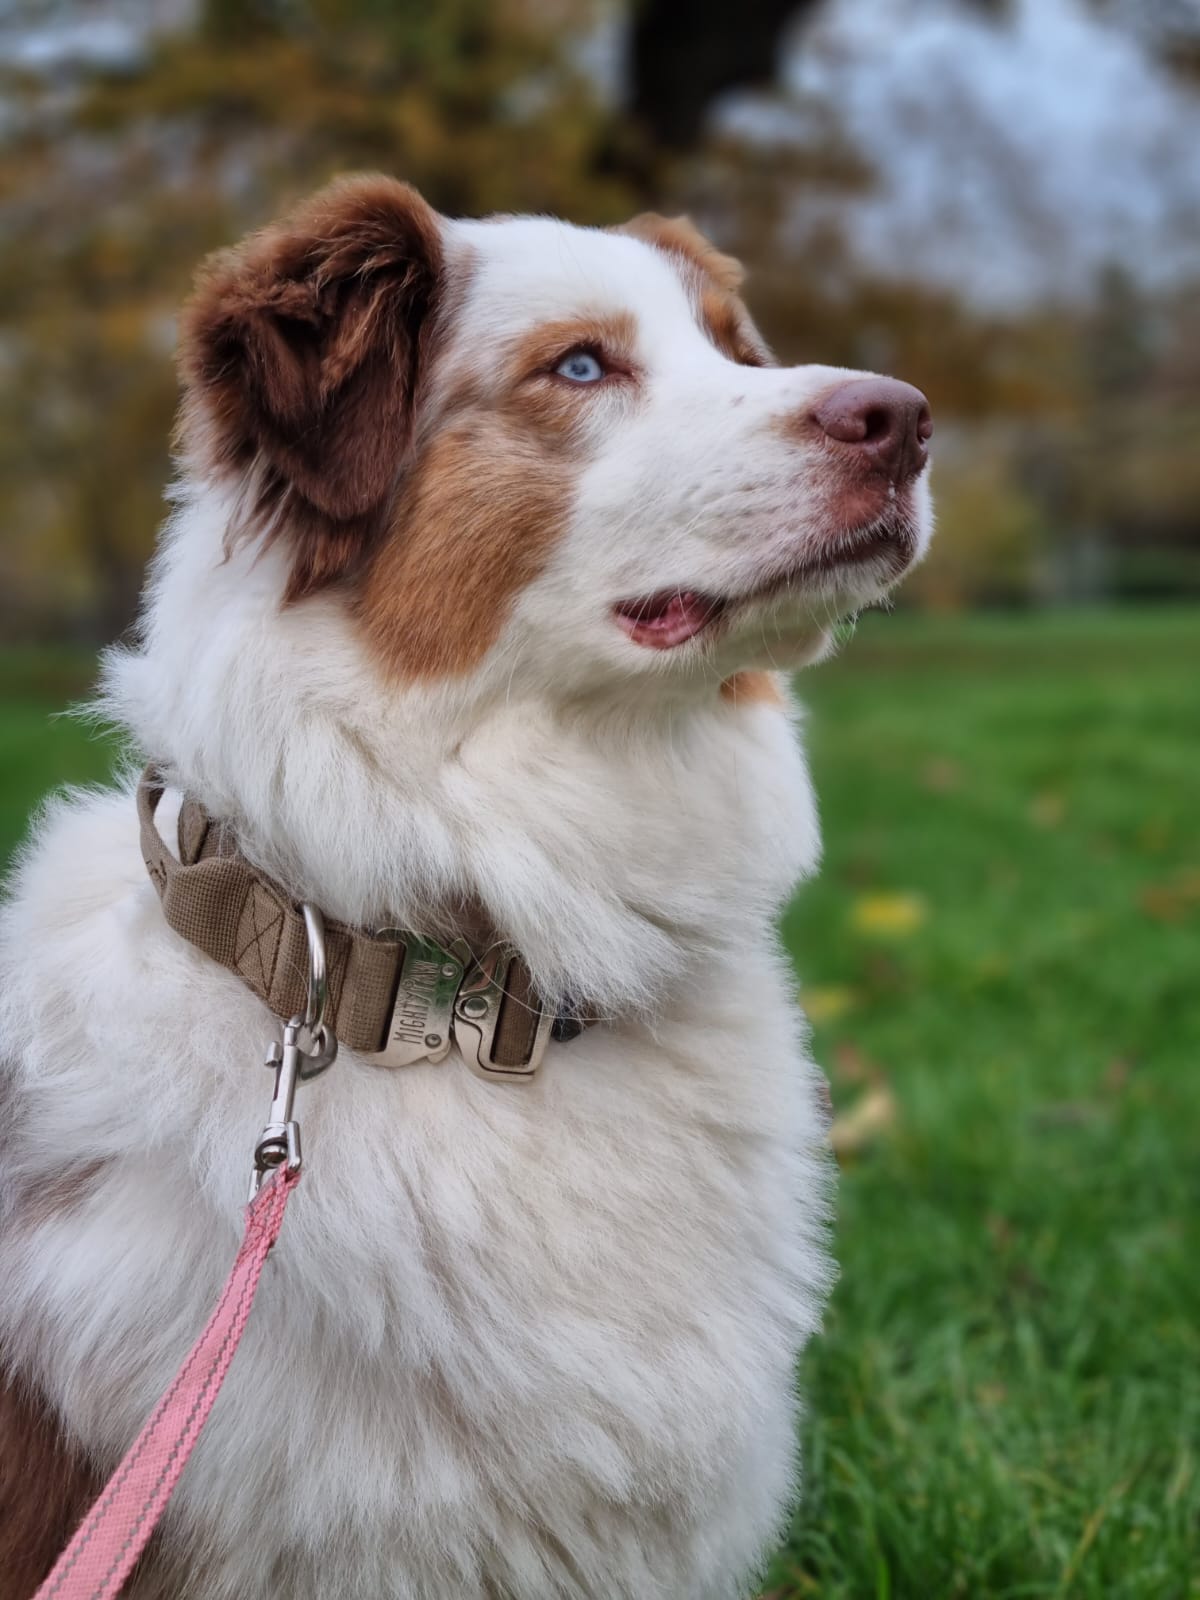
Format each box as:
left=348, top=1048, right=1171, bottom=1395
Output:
left=0, top=176, right=932, bottom=1600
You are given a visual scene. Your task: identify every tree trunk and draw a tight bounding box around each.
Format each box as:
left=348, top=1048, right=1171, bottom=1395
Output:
left=629, top=0, right=816, bottom=150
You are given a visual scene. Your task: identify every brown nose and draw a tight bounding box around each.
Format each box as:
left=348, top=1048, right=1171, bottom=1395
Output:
left=813, top=378, right=932, bottom=481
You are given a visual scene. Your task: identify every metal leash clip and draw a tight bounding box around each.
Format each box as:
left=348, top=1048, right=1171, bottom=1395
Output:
left=250, top=904, right=338, bottom=1200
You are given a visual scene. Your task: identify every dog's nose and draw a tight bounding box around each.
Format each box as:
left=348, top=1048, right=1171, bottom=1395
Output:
left=812, top=378, right=932, bottom=481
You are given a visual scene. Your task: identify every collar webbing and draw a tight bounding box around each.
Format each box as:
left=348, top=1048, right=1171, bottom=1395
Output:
left=137, top=769, right=569, bottom=1075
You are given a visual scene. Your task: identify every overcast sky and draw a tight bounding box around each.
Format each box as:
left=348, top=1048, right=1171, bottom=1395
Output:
left=721, top=0, right=1200, bottom=308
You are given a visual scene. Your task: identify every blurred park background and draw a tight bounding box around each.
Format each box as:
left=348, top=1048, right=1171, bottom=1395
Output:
left=1, top=1, right=1198, bottom=1596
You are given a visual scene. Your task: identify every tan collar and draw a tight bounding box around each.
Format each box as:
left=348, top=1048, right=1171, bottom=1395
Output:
left=137, top=770, right=580, bottom=1080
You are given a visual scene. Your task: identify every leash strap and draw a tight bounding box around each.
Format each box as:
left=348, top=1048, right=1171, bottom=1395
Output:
left=34, top=1169, right=299, bottom=1600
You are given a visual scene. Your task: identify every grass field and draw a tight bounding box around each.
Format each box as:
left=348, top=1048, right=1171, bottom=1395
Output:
left=3, top=610, right=1199, bottom=1599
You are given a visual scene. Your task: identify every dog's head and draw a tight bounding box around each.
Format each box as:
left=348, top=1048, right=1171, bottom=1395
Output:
left=180, top=175, right=932, bottom=700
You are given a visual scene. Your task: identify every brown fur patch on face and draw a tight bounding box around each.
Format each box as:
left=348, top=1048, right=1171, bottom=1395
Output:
left=720, top=671, right=786, bottom=708
left=358, top=416, right=573, bottom=679
left=506, top=312, right=640, bottom=385
left=615, top=213, right=771, bottom=368
left=440, top=313, right=641, bottom=419
left=501, top=312, right=641, bottom=437
left=178, top=174, right=444, bottom=602
left=360, top=311, right=643, bottom=680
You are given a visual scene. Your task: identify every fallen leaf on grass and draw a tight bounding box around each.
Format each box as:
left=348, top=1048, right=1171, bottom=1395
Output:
left=864, top=951, right=909, bottom=993
left=851, top=892, right=927, bottom=937
left=921, top=757, right=963, bottom=793
left=1139, top=870, right=1200, bottom=923
left=986, top=1212, right=1014, bottom=1249
left=801, top=984, right=858, bottom=1023
left=1102, top=1056, right=1133, bottom=1094
left=1028, top=790, right=1067, bottom=828
left=1136, top=818, right=1172, bottom=854
left=974, top=953, right=1009, bottom=980
left=831, top=1040, right=881, bottom=1085
left=1030, top=1102, right=1106, bottom=1128
left=829, top=1084, right=898, bottom=1155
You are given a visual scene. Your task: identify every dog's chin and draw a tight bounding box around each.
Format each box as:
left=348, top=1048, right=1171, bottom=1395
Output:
left=613, top=508, right=922, bottom=658
left=735, top=510, right=920, bottom=616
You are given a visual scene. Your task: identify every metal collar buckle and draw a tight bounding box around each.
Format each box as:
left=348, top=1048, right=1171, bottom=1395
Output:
left=370, top=932, right=468, bottom=1068
left=371, top=932, right=551, bottom=1082
left=453, top=945, right=554, bottom=1083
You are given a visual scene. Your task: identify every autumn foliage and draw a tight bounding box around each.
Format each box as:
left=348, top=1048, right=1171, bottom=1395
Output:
left=1, top=0, right=1197, bottom=638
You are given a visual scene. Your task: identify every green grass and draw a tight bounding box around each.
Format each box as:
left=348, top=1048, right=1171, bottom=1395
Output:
left=771, top=608, right=1200, bottom=1599
left=2, top=611, right=1198, bottom=1598
left=0, top=649, right=122, bottom=866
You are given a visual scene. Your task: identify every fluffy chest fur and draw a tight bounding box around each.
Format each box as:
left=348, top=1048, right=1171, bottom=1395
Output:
left=0, top=701, right=830, bottom=1600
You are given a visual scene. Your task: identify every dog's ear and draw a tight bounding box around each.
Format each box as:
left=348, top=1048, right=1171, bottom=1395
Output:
left=178, top=175, right=443, bottom=599
left=617, top=212, right=769, bottom=368
left=616, top=213, right=745, bottom=294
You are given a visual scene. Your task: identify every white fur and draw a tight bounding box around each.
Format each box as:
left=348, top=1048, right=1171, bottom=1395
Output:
left=0, top=209, right=931, bottom=1598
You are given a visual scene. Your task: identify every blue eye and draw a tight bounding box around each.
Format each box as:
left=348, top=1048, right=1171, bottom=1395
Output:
left=555, top=350, right=605, bottom=383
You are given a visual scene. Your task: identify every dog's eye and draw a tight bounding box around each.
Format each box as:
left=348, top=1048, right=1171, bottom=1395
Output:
left=555, top=349, right=605, bottom=384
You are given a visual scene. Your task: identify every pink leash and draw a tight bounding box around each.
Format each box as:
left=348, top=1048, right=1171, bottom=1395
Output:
left=34, top=1167, right=299, bottom=1600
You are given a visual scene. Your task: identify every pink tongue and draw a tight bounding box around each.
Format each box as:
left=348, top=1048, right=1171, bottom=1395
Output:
left=615, top=590, right=719, bottom=651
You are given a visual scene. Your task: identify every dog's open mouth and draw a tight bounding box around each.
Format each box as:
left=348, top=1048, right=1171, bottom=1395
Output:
left=614, top=515, right=916, bottom=651
left=612, top=590, right=728, bottom=650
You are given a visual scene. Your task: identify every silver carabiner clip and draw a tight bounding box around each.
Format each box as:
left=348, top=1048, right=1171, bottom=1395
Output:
left=248, top=903, right=338, bottom=1199
left=250, top=1017, right=307, bottom=1199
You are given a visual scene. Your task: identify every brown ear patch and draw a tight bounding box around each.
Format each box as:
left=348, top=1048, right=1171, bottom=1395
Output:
left=698, top=287, right=769, bottom=369
left=616, top=213, right=770, bottom=368
left=618, top=213, right=745, bottom=293
left=178, top=174, right=443, bottom=600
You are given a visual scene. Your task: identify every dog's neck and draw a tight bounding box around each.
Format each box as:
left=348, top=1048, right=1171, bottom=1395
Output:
left=102, top=489, right=820, bottom=1015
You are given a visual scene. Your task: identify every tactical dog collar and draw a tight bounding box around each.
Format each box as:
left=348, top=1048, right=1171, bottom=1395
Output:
left=138, top=770, right=581, bottom=1081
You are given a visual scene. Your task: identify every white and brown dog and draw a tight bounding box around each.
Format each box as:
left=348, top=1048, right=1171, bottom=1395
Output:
left=0, top=177, right=932, bottom=1599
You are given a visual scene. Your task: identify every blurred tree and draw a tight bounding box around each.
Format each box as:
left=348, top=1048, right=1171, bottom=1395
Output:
left=0, top=0, right=638, bottom=638
left=628, top=0, right=1015, bottom=149
left=630, top=0, right=814, bottom=149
